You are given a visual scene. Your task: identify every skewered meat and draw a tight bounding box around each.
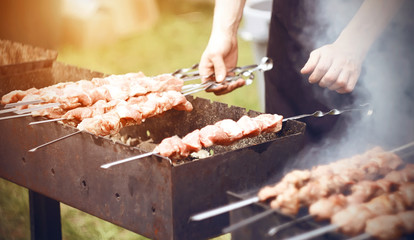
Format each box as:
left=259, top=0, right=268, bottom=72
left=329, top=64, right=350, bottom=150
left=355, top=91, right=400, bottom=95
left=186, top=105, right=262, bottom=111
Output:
left=331, top=182, right=414, bottom=236
left=308, top=164, right=413, bottom=221
left=258, top=169, right=311, bottom=202
left=77, top=91, right=192, bottom=136
left=258, top=147, right=403, bottom=215
left=153, top=113, right=283, bottom=161
left=259, top=147, right=387, bottom=202
left=215, top=119, right=244, bottom=142
left=308, top=179, right=395, bottom=221
left=156, top=135, right=189, bottom=160
left=236, top=115, right=262, bottom=137
left=1, top=72, right=184, bottom=109
left=182, top=129, right=202, bottom=153
left=308, top=194, right=348, bottom=221
left=384, top=164, right=414, bottom=182
left=60, top=99, right=119, bottom=124
left=1, top=88, right=38, bottom=105
left=365, top=211, right=414, bottom=240
left=199, top=125, right=229, bottom=147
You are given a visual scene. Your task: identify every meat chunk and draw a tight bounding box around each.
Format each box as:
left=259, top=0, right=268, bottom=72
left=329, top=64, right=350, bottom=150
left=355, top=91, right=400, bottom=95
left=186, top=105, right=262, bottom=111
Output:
left=253, top=114, right=283, bottom=133
left=182, top=129, right=202, bottom=153
left=215, top=119, right=244, bottom=143
left=155, top=135, right=189, bottom=160
left=309, top=194, right=347, bottom=221
left=199, top=125, right=228, bottom=147
left=365, top=214, right=404, bottom=240
left=236, top=115, right=262, bottom=137
left=332, top=205, right=376, bottom=236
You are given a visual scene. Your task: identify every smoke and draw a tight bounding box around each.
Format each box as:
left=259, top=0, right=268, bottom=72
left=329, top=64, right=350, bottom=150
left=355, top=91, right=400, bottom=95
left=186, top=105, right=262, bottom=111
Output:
left=285, top=0, right=414, bottom=169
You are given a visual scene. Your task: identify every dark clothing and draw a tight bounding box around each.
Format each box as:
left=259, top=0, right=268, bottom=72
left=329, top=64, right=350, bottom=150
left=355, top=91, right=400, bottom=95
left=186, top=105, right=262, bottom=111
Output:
left=264, top=0, right=414, bottom=147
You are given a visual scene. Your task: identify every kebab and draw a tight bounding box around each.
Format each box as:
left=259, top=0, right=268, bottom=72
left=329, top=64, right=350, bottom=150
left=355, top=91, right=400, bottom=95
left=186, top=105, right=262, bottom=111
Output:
left=224, top=158, right=412, bottom=235
left=361, top=210, right=414, bottom=240
left=260, top=165, right=412, bottom=236
left=308, top=163, right=414, bottom=221
left=1, top=72, right=184, bottom=110
left=269, top=169, right=411, bottom=235
left=77, top=91, right=193, bottom=136
left=101, top=113, right=283, bottom=167
left=190, top=144, right=411, bottom=222
left=257, top=147, right=403, bottom=215
left=284, top=182, right=414, bottom=240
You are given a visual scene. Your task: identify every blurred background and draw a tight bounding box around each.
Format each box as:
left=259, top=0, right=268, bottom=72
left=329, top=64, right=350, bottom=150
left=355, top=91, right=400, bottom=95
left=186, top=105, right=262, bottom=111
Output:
left=0, top=0, right=269, bottom=239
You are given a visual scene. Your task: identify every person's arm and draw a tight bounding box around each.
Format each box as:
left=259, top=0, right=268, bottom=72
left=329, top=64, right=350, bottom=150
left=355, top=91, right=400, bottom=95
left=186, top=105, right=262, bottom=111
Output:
left=199, top=0, right=246, bottom=95
left=301, top=0, right=404, bottom=93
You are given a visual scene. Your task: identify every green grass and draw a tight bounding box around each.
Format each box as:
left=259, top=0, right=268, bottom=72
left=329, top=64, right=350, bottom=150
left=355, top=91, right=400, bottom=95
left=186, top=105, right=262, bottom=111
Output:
left=1, top=1, right=259, bottom=239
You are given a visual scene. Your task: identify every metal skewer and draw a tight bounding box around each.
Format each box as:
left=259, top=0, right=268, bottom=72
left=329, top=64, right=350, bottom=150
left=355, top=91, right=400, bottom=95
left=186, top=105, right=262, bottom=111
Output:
left=0, top=108, right=19, bottom=115
left=282, top=103, right=372, bottom=122
left=190, top=196, right=260, bottom=221
left=176, top=57, right=273, bottom=82
left=267, top=214, right=314, bottom=236
left=284, top=224, right=339, bottom=240
left=4, top=99, right=43, bottom=108
left=0, top=113, right=32, bottom=120
left=28, top=130, right=82, bottom=152
left=0, top=103, right=62, bottom=121
left=0, top=102, right=60, bottom=115
left=346, top=233, right=371, bottom=240
left=100, top=151, right=157, bottom=169
left=222, top=208, right=276, bottom=234
left=29, top=118, right=65, bottom=125
left=180, top=57, right=271, bottom=95
left=14, top=102, right=60, bottom=114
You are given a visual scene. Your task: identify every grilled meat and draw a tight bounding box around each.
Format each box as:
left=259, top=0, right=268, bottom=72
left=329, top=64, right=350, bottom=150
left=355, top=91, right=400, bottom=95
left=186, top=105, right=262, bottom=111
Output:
left=331, top=183, right=414, bottom=236
left=258, top=147, right=403, bottom=215
left=153, top=113, right=283, bottom=161
left=365, top=211, right=414, bottom=240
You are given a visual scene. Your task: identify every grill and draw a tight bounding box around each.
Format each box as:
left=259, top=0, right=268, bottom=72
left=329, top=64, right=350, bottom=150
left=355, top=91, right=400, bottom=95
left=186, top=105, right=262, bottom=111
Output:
left=0, top=43, right=306, bottom=239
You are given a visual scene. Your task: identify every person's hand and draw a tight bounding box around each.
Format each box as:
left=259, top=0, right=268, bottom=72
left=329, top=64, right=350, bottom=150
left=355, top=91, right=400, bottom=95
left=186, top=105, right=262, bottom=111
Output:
left=199, top=33, right=245, bottom=95
left=300, top=41, right=364, bottom=94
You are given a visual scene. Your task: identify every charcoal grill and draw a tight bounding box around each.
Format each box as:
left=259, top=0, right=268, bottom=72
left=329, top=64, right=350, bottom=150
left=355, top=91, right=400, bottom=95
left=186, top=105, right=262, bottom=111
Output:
left=0, top=46, right=306, bottom=239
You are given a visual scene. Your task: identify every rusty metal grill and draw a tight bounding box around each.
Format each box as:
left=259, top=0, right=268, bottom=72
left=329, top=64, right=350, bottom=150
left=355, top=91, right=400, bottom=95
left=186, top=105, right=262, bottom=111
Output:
left=0, top=58, right=306, bottom=239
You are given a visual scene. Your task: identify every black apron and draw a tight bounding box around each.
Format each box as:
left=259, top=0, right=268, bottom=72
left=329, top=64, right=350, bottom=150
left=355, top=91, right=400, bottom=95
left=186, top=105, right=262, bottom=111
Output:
left=264, top=0, right=414, bottom=146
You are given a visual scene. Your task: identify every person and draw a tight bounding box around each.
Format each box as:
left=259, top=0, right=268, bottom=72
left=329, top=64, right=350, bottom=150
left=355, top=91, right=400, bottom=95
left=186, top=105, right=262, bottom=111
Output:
left=198, top=0, right=410, bottom=144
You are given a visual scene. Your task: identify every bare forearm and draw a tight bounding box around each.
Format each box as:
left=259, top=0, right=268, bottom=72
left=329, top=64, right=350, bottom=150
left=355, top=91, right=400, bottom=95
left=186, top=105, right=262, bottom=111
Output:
left=211, top=0, right=246, bottom=37
left=336, top=0, right=404, bottom=57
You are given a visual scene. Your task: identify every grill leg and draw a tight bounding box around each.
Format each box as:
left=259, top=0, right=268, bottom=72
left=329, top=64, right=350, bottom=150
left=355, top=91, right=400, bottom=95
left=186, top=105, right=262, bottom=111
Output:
left=29, top=190, right=62, bottom=240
